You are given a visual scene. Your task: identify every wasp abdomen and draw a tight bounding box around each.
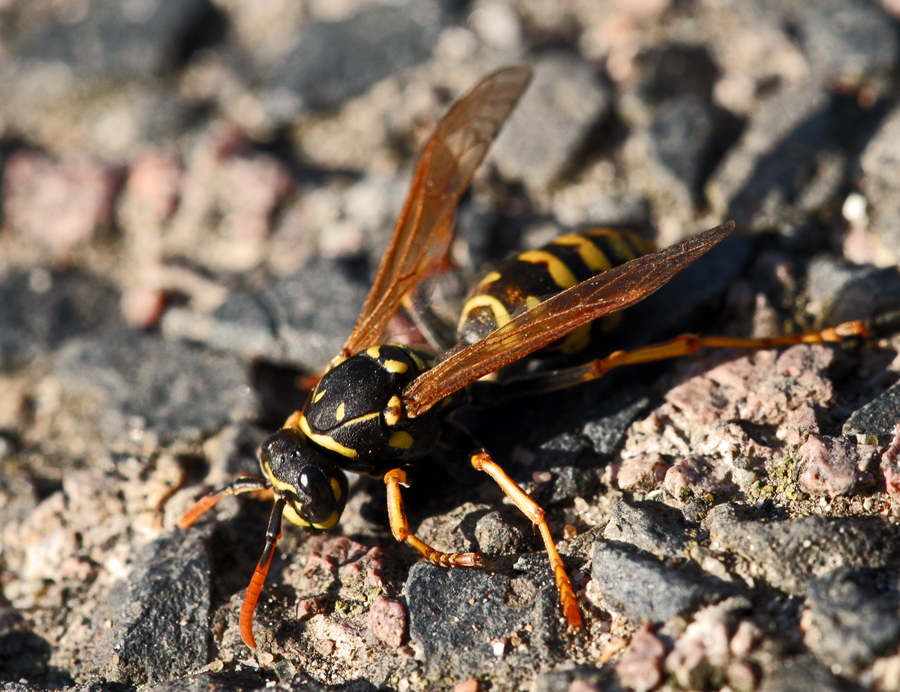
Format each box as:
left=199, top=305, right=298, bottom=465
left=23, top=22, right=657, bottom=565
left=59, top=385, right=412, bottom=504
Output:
left=457, top=228, right=654, bottom=354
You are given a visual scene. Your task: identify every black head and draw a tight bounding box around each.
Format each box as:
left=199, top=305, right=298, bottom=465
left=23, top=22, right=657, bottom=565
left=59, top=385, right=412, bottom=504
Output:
left=259, top=428, right=350, bottom=531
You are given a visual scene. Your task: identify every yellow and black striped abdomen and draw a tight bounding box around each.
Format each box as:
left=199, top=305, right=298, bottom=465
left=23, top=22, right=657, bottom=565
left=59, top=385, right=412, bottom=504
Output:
left=457, top=228, right=654, bottom=354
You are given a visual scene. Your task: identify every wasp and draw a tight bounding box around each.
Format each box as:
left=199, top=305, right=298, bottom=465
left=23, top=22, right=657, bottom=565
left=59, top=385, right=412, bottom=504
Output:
left=179, top=66, right=881, bottom=648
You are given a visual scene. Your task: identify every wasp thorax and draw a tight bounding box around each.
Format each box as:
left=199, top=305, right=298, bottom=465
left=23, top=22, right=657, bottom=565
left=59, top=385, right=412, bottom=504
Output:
left=260, top=428, right=349, bottom=530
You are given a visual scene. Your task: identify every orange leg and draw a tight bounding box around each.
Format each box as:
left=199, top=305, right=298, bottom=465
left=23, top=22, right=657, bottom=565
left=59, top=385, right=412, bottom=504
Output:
left=239, top=498, right=285, bottom=649
left=505, top=319, right=877, bottom=397
left=177, top=476, right=271, bottom=529
left=384, top=468, right=483, bottom=568
left=469, top=452, right=583, bottom=633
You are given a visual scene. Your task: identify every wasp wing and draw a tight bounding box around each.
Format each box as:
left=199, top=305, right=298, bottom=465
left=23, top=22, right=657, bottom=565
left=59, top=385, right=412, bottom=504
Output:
left=342, top=66, right=533, bottom=355
left=402, top=221, right=735, bottom=417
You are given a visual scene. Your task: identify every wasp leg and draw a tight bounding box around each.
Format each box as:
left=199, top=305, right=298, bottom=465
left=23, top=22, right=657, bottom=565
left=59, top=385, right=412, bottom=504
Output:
left=401, top=283, right=459, bottom=352
left=177, top=476, right=272, bottom=529
left=383, top=468, right=483, bottom=568
left=468, top=452, right=584, bottom=633
left=239, top=498, right=285, bottom=649
left=502, top=317, right=887, bottom=398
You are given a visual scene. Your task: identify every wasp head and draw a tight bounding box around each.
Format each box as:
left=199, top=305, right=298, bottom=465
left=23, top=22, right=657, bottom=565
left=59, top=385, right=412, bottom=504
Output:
left=259, top=427, right=349, bottom=531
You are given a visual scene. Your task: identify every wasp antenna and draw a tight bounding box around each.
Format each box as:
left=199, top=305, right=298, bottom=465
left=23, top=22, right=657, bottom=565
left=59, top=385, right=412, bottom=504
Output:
left=239, top=498, right=285, bottom=649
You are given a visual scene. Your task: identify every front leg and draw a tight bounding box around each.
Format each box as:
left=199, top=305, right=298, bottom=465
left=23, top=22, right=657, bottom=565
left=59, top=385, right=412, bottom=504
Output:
left=383, top=468, right=483, bottom=567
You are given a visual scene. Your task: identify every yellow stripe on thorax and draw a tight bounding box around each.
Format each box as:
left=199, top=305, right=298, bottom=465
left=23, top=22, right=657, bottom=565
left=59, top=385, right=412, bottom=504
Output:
left=297, top=415, right=358, bottom=458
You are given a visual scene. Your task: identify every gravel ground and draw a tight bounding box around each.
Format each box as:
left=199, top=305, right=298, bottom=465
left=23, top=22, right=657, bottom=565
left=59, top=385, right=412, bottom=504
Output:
left=2, top=1, right=900, bottom=691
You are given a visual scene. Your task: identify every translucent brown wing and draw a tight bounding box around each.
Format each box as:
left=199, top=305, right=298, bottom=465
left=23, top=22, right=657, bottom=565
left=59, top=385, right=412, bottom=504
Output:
left=342, top=66, right=533, bottom=355
left=402, top=221, right=735, bottom=417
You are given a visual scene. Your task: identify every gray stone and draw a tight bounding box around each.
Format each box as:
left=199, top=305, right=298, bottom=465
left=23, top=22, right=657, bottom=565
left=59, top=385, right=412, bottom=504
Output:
left=843, top=381, right=900, bottom=445
left=14, top=0, right=217, bottom=78
left=491, top=54, right=609, bottom=191
left=759, top=654, right=869, bottom=692
left=707, top=84, right=831, bottom=234
left=92, top=531, right=212, bottom=686
left=55, top=325, right=258, bottom=445
left=860, top=105, right=900, bottom=264
left=805, top=257, right=900, bottom=326
left=274, top=0, right=442, bottom=112
left=603, top=500, right=691, bottom=560
left=407, top=555, right=567, bottom=679
left=162, top=258, right=369, bottom=371
left=0, top=269, right=118, bottom=371
left=705, top=505, right=900, bottom=595
left=581, top=393, right=651, bottom=457
left=796, top=0, right=898, bottom=87
left=803, top=566, right=900, bottom=673
left=591, top=538, right=736, bottom=624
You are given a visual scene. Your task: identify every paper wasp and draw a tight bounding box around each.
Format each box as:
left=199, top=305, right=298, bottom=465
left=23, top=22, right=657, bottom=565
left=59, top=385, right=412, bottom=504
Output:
left=179, top=66, right=883, bottom=648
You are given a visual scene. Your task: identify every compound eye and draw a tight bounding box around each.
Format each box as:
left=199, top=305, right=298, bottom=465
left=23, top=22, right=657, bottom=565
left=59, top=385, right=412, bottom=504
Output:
left=297, top=465, right=342, bottom=526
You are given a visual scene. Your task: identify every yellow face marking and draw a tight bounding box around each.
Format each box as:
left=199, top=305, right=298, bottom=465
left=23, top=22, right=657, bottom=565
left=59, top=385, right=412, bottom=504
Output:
left=518, top=250, right=578, bottom=288
left=331, top=477, right=342, bottom=502
left=388, top=431, right=414, bottom=449
left=366, top=346, right=381, bottom=359
left=263, top=459, right=303, bottom=497
left=383, top=395, right=402, bottom=426
left=383, top=359, right=408, bottom=374
left=283, top=504, right=310, bottom=527
left=335, top=402, right=346, bottom=421
left=552, top=234, right=613, bottom=272
left=459, top=295, right=512, bottom=330
left=313, top=388, right=327, bottom=404
left=313, top=511, right=340, bottom=530
left=585, top=228, right=638, bottom=262
left=298, top=415, right=358, bottom=458
left=478, top=270, right=502, bottom=286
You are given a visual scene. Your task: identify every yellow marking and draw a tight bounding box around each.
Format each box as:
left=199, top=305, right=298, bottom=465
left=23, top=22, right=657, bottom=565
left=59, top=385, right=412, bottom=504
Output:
left=313, top=511, right=340, bottom=530
left=326, top=354, right=347, bottom=372
left=383, top=359, right=408, bottom=374
left=478, top=270, right=502, bottom=286
left=344, top=412, right=379, bottom=425
left=558, top=323, right=592, bottom=354
left=552, top=234, right=613, bottom=272
left=335, top=402, right=346, bottom=421
left=585, top=228, right=637, bottom=262
left=298, top=415, right=358, bottom=458
left=263, top=460, right=299, bottom=497
left=313, top=388, right=327, bottom=404
left=283, top=504, right=310, bottom=527
left=388, top=431, right=414, bottom=449
left=459, top=295, right=512, bottom=330
left=525, top=295, right=541, bottom=310
left=384, top=395, right=402, bottom=426
left=366, top=346, right=381, bottom=359
left=518, top=250, right=578, bottom=288
left=263, top=461, right=341, bottom=530
left=284, top=412, right=303, bottom=428
left=406, top=350, right=428, bottom=373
